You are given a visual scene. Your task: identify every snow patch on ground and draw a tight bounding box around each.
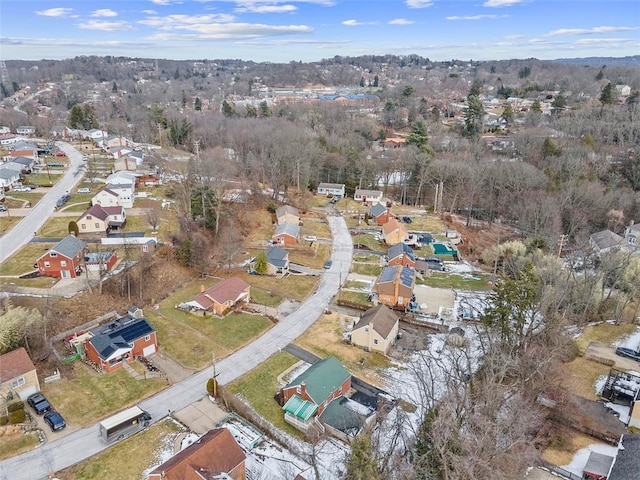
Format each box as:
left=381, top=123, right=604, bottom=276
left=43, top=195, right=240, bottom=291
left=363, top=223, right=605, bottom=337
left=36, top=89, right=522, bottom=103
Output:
left=180, top=432, right=200, bottom=450
left=604, top=402, right=630, bottom=424
left=613, top=326, right=640, bottom=350
left=444, top=261, right=476, bottom=274
left=594, top=375, right=607, bottom=396
left=561, top=443, right=619, bottom=477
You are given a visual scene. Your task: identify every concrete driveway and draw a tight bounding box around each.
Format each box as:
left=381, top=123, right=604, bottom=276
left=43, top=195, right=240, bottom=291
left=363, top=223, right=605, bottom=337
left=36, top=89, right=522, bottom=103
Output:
left=173, top=397, right=228, bottom=435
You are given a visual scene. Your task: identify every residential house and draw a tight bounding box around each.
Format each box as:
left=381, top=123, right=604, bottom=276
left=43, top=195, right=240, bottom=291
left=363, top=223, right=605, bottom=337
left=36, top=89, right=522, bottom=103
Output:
left=373, top=265, right=415, bottom=311
left=590, top=230, right=625, bottom=256
left=273, top=222, right=300, bottom=246
left=317, top=183, right=345, bottom=197
left=113, top=156, right=137, bottom=172
left=354, top=189, right=383, bottom=204
left=369, top=203, right=395, bottom=226
left=77, top=205, right=126, bottom=234
left=265, top=245, right=289, bottom=276
left=185, top=277, right=251, bottom=315
left=108, top=145, right=133, bottom=159
left=0, top=347, right=40, bottom=400
left=608, top=434, right=640, bottom=480
left=281, top=357, right=351, bottom=430
left=387, top=242, right=416, bottom=268
left=382, top=137, right=407, bottom=149
left=382, top=218, right=409, bottom=245
left=615, top=85, right=632, bottom=97
left=16, top=126, right=35, bottom=135
left=147, top=428, right=246, bottom=480
left=85, top=129, right=108, bottom=141
left=624, top=222, right=640, bottom=252
left=351, top=304, right=400, bottom=355
left=0, top=134, right=18, bottom=146
left=0, top=169, right=20, bottom=189
left=92, top=185, right=133, bottom=209
left=1, top=162, right=25, bottom=175
left=275, top=205, right=300, bottom=226
left=582, top=452, right=614, bottom=480
left=84, top=307, right=157, bottom=373
left=83, top=250, right=118, bottom=273
left=36, top=235, right=85, bottom=279
left=9, top=156, right=36, bottom=173
left=0, top=126, right=11, bottom=134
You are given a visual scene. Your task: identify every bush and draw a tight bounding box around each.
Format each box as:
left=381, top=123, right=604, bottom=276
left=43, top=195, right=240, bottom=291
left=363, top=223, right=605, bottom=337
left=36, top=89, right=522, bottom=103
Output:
left=206, top=377, right=218, bottom=398
left=0, top=416, right=8, bottom=426
left=8, top=409, right=25, bottom=424
left=7, top=400, right=24, bottom=413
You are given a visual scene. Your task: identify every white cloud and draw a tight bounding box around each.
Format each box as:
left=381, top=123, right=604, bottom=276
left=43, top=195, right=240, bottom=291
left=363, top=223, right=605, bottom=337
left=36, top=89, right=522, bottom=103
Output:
left=545, top=26, right=637, bottom=36
left=483, top=0, right=524, bottom=7
left=446, top=14, right=508, bottom=20
left=238, top=38, right=348, bottom=46
left=235, top=3, right=298, bottom=13
left=406, top=0, right=433, bottom=8
left=77, top=20, right=135, bottom=31
left=389, top=18, right=415, bottom=25
left=150, top=0, right=172, bottom=5
left=144, top=20, right=312, bottom=39
left=141, top=9, right=157, bottom=14
left=139, top=13, right=237, bottom=27
left=92, top=9, right=118, bottom=18
left=576, top=37, right=634, bottom=45
left=35, top=8, right=73, bottom=17
left=504, top=34, right=524, bottom=39
left=342, top=19, right=377, bottom=26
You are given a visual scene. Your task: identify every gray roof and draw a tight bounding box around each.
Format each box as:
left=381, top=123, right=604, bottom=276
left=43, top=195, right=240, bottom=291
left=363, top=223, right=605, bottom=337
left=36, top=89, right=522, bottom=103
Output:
left=273, top=222, right=299, bottom=238
left=319, top=397, right=366, bottom=437
left=388, top=243, right=415, bottom=261
left=276, top=205, right=299, bottom=219
left=0, top=169, right=18, bottom=180
left=590, top=229, right=624, bottom=251
left=318, top=183, right=344, bottom=190
left=89, top=316, right=155, bottom=361
left=51, top=235, right=85, bottom=259
left=355, top=304, right=399, bottom=339
left=609, top=434, right=640, bottom=480
left=10, top=157, right=34, bottom=166
left=583, top=451, right=614, bottom=477
left=369, top=203, right=387, bottom=217
left=266, top=245, right=288, bottom=267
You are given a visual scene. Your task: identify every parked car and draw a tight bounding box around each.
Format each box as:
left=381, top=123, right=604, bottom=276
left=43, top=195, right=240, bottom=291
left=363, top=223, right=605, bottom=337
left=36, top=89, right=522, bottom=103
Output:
left=615, top=347, right=640, bottom=362
left=0, top=204, right=7, bottom=212
left=55, top=151, right=67, bottom=157
left=324, top=260, right=333, bottom=269
left=304, top=235, right=317, bottom=242
left=77, top=187, right=91, bottom=194
left=13, top=186, right=31, bottom=192
left=56, top=194, right=70, bottom=207
left=424, top=256, right=446, bottom=271
left=27, top=393, right=51, bottom=415
left=44, top=411, right=66, bottom=431
left=401, top=216, right=413, bottom=223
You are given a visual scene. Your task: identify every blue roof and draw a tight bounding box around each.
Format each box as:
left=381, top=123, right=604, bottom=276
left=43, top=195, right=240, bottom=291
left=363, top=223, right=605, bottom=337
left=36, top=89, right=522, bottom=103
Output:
left=399, top=266, right=415, bottom=287
left=51, top=235, right=85, bottom=259
left=377, top=265, right=415, bottom=287
left=369, top=203, right=386, bottom=217
left=266, top=246, right=288, bottom=267
left=274, top=222, right=299, bottom=238
left=89, top=316, right=154, bottom=360
left=388, top=243, right=415, bottom=261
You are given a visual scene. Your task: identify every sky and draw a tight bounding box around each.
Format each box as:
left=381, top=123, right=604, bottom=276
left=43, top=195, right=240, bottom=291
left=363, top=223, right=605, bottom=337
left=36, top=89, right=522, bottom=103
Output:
left=1, top=0, right=639, bottom=63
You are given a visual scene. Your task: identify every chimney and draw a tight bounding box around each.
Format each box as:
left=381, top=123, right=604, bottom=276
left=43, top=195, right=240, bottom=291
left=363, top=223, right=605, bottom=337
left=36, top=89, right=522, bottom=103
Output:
left=200, top=284, right=205, bottom=293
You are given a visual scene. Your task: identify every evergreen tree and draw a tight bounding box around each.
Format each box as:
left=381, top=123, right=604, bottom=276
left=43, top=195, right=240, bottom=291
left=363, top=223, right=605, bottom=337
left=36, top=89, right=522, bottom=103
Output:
left=464, top=94, right=484, bottom=137
left=373, top=75, right=379, bottom=87
left=599, top=82, right=617, bottom=105
left=245, top=104, right=257, bottom=118
left=407, top=119, right=433, bottom=154
left=253, top=250, right=268, bottom=274
left=541, top=137, right=562, bottom=159
left=194, top=97, right=202, bottom=111
left=259, top=100, right=272, bottom=117
left=501, top=104, right=514, bottom=125
left=595, top=69, right=604, bottom=81
left=221, top=100, right=235, bottom=118
left=531, top=99, right=542, bottom=113
left=344, top=434, right=380, bottom=480
left=551, top=94, right=567, bottom=115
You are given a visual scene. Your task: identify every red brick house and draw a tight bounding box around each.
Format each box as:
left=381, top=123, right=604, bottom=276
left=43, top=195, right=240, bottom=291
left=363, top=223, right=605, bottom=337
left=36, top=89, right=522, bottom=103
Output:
left=84, top=307, right=157, bottom=373
left=184, top=277, right=251, bottom=316
left=36, top=235, right=85, bottom=279
left=369, top=203, right=395, bottom=226
left=148, top=428, right=246, bottom=480
left=272, top=222, right=299, bottom=246
left=387, top=242, right=416, bottom=268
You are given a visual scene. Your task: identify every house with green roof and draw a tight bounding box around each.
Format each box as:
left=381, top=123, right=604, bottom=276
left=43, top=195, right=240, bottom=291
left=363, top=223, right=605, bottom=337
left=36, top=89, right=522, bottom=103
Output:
left=281, top=357, right=351, bottom=432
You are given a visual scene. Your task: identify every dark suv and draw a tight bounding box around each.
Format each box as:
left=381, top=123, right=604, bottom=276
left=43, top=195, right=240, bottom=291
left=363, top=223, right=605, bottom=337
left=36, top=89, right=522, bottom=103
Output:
left=27, top=393, right=51, bottom=415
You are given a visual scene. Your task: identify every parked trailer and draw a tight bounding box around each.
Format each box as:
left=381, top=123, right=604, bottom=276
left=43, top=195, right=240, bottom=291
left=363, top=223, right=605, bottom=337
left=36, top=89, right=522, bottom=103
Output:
left=99, top=406, right=151, bottom=443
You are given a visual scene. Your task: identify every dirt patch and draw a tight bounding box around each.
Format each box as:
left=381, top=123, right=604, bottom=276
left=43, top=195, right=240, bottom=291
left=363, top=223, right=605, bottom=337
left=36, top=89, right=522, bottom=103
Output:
left=585, top=342, right=640, bottom=372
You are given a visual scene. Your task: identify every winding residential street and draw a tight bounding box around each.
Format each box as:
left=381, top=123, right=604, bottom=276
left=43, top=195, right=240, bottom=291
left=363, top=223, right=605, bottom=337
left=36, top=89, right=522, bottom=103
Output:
left=0, top=142, right=85, bottom=264
left=1, top=212, right=353, bottom=479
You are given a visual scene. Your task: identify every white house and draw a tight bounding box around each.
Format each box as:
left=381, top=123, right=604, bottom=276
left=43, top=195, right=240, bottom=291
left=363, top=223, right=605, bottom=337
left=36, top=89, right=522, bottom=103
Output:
left=354, top=189, right=383, bottom=204
left=0, top=169, right=20, bottom=189
left=317, top=183, right=345, bottom=197
left=16, top=126, right=36, bottom=135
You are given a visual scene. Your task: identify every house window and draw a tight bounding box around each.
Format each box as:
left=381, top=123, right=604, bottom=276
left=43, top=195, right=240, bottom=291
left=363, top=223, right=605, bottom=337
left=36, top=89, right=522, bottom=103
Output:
left=11, top=376, right=25, bottom=388
left=60, top=261, right=67, bottom=267
left=87, top=215, right=92, bottom=220
left=44, top=261, right=50, bottom=268
left=95, top=223, right=100, bottom=228
left=81, top=223, right=86, bottom=230
left=364, top=326, right=369, bottom=332
left=374, top=339, right=379, bottom=345
left=50, top=252, right=57, bottom=257
left=145, top=335, right=150, bottom=341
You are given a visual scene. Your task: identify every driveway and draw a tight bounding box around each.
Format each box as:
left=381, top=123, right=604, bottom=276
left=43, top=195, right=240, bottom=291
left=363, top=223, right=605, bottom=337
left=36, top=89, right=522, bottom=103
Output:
left=2, top=214, right=353, bottom=479
left=0, top=141, right=85, bottom=264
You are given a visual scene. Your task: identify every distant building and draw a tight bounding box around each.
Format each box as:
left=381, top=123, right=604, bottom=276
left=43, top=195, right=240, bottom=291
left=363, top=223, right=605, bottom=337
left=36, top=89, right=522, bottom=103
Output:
left=317, top=183, right=345, bottom=197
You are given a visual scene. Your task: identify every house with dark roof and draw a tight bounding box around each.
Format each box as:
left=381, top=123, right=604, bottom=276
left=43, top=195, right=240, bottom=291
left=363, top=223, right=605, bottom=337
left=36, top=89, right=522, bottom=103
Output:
left=266, top=245, right=289, bottom=276
left=373, top=265, right=415, bottom=311
left=0, top=168, right=20, bottom=189
left=281, top=357, right=351, bottom=432
left=590, top=229, right=625, bottom=256
left=148, top=428, right=246, bottom=480
left=387, top=242, right=416, bottom=268
left=369, top=203, right=395, bottom=226
left=36, top=235, right=85, bottom=279
left=91, top=187, right=121, bottom=208
left=0, top=347, right=40, bottom=400
left=275, top=205, right=300, bottom=226
left=609, top=434, right=640, bottom=480
left=77, top=205, right=126, bottom=234
left=184, top=277, right=251, bottom=316
left=351, top=304, right=400, bottom=355
left=84, top=307, right=157, bottom=373
left=273, top=222, right=299, bottom=247
left=9, top=156, right=36, bottom=172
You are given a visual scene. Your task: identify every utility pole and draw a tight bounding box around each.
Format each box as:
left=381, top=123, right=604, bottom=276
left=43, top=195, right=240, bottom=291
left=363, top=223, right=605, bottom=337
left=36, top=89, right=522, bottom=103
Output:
left=557, top=234, right=567, bottom=258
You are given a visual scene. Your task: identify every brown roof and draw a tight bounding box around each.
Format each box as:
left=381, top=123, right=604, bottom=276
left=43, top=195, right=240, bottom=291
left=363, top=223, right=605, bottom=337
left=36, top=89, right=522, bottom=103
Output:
left=81, top=205, right=109, bottom=221
left=0, top=347, right=36, bottom=383
left=355, top=304, right=399, bottom=339
left=192, top=277, right=250, bottom=309
left=382, top=218, right=406, bottom=235
left=148, top=428, right=246, bottom=480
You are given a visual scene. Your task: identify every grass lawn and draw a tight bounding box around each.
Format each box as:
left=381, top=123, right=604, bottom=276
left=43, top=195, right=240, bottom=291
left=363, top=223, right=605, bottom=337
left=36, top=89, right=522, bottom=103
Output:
left=558, top=356, right=610, bottom=401
left=228, top=351, right=300, bottom=436
left=295, top=312, right=391, bottom=386
left=4, top=192, right=45, bottom=208
left=351, top=263, right=383, bottom=277
left=0, top=431, right=40, bottom=461
left=57, top=419, right=183, bottom=480
left=123, top=214, right=149, bottom=232
left=353, top=253, right=381, bottom=263
left=300, top=219, right=331, bottom=239
left=288, top=243, right=331, bottom=269
left=239, top=270, right=320, bottom=301
left=25, top=173, right=59, bottom=187
left=337, top=291, right=373, bottom=308
left=542, top=426, right=601, bottom=466
left=43, top=363, right=167, bottom=427
left=244, top=209, right=276, bottom=246
left=0, top=276, right=57, bottom=288
left=62, top=199, right=93, bottom=212
left=0, top=215, right=22, bottom=235
left=0, top=243, right=54, bottom=276
left=419, top=272, right=491, bottom=290
left=250, top=286, right=283, bottom=307
left=40, top=217, right=74, bottom=237
left=352, top=233, right=383, bottom=251
left=574, top=323, right=637, bottom=354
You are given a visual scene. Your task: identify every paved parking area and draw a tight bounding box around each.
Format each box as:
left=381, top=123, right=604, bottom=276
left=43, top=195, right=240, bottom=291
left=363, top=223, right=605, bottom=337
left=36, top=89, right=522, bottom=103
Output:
left=173, top=397, right=228, bottom=434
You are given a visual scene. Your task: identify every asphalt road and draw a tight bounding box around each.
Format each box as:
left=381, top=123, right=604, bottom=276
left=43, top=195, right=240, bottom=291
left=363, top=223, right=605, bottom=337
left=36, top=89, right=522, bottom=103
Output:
left=0, top=141, right=85, bottom=264
left=1, top=214, right=353, bottom=479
